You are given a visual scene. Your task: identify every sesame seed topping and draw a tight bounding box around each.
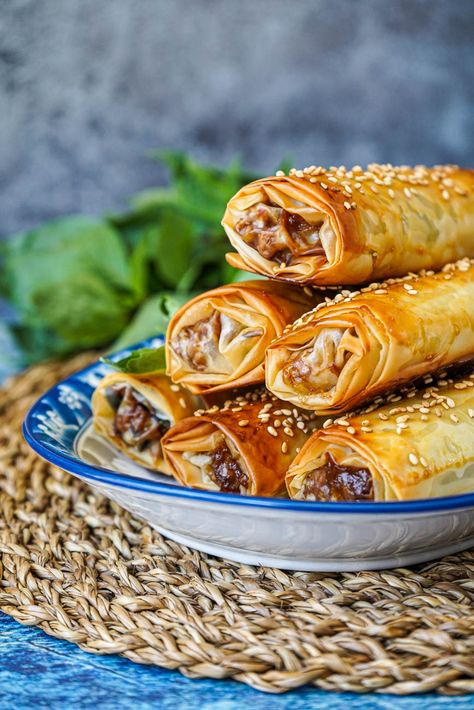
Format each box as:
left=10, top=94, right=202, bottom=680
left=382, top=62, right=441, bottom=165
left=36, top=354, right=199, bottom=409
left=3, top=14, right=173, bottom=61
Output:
left=281, top=441, right=288, bottom=454
left=267, top=426, right=278, bottom=437
left=179, top=397, right=187, bottom=408
left=238, top=419, right=249, bottom=427
left=170, top=384, right=180, bottom=392
left=408, top=453, right=419, bottom=465
left=347, top=426, right=356, bottom=435
left=450, top=413, right=459, bottom=423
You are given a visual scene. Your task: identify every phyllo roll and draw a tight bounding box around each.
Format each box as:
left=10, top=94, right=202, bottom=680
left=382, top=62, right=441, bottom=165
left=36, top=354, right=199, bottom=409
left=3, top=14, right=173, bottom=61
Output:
left=166, top=280, right=323, bottom=394
left=92, top=372, right=200, bottom=472
left=162, top=390, right=321, bottom=496
left=287, top=370, right=474, bottom=502
left=222, top=164, right=474, bottom=286
left=266, top=259, right=474, bottom=414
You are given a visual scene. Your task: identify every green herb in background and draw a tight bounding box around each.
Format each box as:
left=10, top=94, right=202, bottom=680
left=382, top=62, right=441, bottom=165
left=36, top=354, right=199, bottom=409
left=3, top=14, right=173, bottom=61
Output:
left=0, top=151, right=288, bottom=366
left=0, top=151, right=271, bottom=367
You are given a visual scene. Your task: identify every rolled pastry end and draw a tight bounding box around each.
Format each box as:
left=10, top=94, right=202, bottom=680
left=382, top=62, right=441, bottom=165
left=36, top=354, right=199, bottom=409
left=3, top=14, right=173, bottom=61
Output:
left=232, top=201, right=327, bottom=265
left=92, top=372, right=198, bottom=471
left=163, top=420, right=251, bottom=494
left=166, top=281, right=318, bottom=394
left=291, top=452, right=374, bottom=502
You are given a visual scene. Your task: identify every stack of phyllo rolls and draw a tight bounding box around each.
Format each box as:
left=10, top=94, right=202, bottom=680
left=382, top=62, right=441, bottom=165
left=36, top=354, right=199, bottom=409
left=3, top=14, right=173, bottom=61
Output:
left=93, top=163, right=474, bottom=502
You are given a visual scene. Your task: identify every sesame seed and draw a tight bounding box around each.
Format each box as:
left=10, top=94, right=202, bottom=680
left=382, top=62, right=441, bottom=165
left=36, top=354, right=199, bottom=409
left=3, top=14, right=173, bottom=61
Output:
left=323, top=419, right=333, bottom=429
left=420, top=456, right=428, bottom=467
left=238, top=419, right=249, bottom=427
left=450, top=413, right=459, bottom=423
left=388, top=188, right=395, bottom=198
left=275, top=170, right=285, bottom=177
left=408, top=453, right=419, bottom=465
left=284, top=427, right=294, bottom=437
left=170, top=384, right=180, bottom=392
left=273, top=419, right=281, bottom=428
left=347, top=426, right=356, bottom=435
left=179, top=397, right=187, bottom=408
left=281, top=409, right=292, bottom=416
left=343, top=201, right=352, bottom=210
left=281, top=441, right=288, bottom=454
left=267, top=426, right=278, bottom=437
left=296, top=421, right=305, bottom=430
left=469, top=409, right=474, bottom=418
left=442, top=189, right=450, bottom=200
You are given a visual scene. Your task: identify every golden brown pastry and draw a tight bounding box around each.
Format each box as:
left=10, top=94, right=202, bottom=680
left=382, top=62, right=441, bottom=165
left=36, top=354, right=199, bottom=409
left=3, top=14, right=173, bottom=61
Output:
left=266, top=258, right=474, bottom=414
left=166, top=280, right=323, bottom=394
left=287, top=369, right=474, bottom=501
left=222, top=164, right=474, bottom=285
left=92, top=372, right=200, bottom=473
left=162, top=390, right=321, bottom=496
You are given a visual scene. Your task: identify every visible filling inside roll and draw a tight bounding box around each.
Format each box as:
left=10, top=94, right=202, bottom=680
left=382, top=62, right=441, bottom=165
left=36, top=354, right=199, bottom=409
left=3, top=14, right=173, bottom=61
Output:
left=184, top=437, right=249, bottom=493
left=234, top=202, right=324, bottom=265
left=173, top=311, right=222, bottom=371
left=302, top=454, right=374, bottom=502
left=172, top=310, right=263, bottom=373
left=107, top=385, right=170, bottom=458
left=282, top=328, right=352, bottom=393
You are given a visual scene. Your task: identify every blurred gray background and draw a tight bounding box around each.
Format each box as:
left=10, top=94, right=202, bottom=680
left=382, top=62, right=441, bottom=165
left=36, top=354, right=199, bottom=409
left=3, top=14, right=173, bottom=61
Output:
left=0, top=0, right=473, bottom=236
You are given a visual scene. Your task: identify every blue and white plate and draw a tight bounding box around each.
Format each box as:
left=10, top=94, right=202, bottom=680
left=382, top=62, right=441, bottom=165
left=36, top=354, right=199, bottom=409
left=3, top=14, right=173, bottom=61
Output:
left=23, top=337, right=474, bottom=572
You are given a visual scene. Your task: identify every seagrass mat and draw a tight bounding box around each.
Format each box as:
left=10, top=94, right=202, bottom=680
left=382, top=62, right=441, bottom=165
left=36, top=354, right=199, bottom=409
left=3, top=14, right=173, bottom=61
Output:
left=1, top=356, right=474, bottom=695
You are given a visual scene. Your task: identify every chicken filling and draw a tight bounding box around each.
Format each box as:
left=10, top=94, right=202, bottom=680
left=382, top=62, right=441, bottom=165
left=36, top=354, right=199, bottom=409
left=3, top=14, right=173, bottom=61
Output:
left=107, top=385, right=170, bottom=458
left=282, top=329, right=350, bottom=394
left=234, top=202, right=324, bottom=265
left=173, top=310, right=263, bottom=373
left=303, top=454, right=374, bottom=502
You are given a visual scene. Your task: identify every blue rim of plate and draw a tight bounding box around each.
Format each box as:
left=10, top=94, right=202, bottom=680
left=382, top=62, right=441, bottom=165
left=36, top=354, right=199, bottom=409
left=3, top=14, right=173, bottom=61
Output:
left=22, top=337, right=474, bottom=515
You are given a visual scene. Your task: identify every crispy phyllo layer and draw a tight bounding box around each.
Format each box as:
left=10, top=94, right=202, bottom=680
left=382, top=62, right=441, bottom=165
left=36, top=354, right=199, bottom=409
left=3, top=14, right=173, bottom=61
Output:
left=162, top=389, right=322, bottom=496
left=223, top=164, right=474, bottom=285
left=92, top=372, right=200, bottom=472
left=266, top=259, right=474, bottom=414
left=287, top=369, right=474, bottom=501
left=166, top=280, right=323, bottom=394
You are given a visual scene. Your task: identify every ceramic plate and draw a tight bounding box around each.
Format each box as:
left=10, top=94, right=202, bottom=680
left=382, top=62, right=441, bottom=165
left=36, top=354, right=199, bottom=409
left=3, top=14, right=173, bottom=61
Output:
left=23, top=337, right=474, bottom=571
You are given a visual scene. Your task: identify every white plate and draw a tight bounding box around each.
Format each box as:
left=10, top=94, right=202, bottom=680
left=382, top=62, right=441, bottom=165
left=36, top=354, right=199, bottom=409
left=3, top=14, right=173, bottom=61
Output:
left=23, top=338, right=474, bottom=571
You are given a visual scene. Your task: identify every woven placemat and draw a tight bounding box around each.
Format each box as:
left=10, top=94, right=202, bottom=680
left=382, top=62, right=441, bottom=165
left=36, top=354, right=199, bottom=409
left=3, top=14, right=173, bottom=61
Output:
left=1, top=356, right=474, bottom=695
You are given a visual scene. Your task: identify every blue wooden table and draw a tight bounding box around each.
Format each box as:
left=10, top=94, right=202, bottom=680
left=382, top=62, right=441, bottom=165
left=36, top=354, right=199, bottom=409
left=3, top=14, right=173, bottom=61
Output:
left=1, top=612, right=473, bottom=710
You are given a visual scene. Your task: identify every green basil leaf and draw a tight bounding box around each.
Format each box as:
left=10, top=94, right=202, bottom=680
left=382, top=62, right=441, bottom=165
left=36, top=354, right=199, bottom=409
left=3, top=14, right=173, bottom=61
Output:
left=103, top=345, right=167, bottom=374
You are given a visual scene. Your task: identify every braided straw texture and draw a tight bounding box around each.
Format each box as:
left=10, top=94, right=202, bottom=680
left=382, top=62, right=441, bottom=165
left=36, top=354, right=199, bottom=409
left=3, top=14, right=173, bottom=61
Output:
left=1, top=355, right=474, bottom=695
